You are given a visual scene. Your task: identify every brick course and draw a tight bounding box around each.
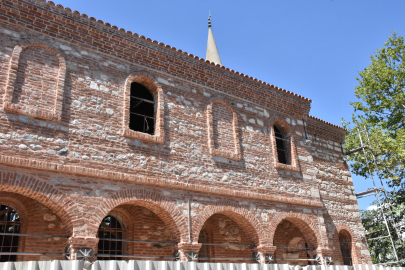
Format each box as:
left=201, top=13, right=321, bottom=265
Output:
left=0, top=0, right=371, bottom=265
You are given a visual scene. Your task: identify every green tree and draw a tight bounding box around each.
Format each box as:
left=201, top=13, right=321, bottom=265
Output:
left=361, top=188, right=405, bottom=264
left=343, top=33, right=405, bottom=265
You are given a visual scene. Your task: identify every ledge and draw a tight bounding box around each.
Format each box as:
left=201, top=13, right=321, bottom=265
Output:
left=0, top=154, right=323, bottom=208
left=122, top=129, right=164, bottom=145
left=3, top=102, right=61, bottom=121
left=274, top=162, right=300, bottom=172
left=210, top=149, right=241, bottom=161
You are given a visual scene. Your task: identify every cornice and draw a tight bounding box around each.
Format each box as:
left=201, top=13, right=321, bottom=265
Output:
left=0, top=154, right=323, bottom=208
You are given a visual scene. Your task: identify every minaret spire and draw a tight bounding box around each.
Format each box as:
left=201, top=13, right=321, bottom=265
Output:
left=206, top=13, right=222, bottom=65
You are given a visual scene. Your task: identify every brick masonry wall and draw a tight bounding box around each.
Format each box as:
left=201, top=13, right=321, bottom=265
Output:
left=12, top=45, right=59, bottom=110
left=0, top=0, right=371, bottom=265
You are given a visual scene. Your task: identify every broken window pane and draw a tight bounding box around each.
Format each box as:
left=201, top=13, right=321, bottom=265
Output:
left=129, top=82, right=155, bottom=135
left=274, top=125, right=288, bottom=165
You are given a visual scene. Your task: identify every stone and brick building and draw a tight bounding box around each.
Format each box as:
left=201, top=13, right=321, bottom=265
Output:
left=0, top=0, right=372, bottom=265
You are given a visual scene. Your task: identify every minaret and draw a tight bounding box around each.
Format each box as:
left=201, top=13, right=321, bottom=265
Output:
left=206, top=14, right=222, bottom=65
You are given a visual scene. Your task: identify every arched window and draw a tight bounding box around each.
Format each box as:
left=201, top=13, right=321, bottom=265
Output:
left=97, top=214, right=125, bottom=260
left=339, top=231, right=352, bottom=265
left=129, top=82, right=155, bottom=135
left=0, top=205, right=21, bottom=262
left=274, top=125, right=288, bottom=164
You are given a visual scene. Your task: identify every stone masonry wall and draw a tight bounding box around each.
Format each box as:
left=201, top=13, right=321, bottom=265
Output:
left=0, top=0, right=371, bottom=265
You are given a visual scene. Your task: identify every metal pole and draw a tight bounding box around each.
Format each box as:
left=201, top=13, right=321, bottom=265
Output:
left=198, top=257, right=255, bottom=260
left=96, top=254, right=175, bottom=259
left=364, top=126, right=403, bottom=244
left=200, top=242, right=254, bottom=247
left=0, top=232, right=70, bottom=238
left=275, top=258, right=317, bottom=261
left=356, top=124, right=399, bottom=262
left=0, top=252, right=65, bottom=256
left=187, top=189, right=192, bottom=243
left=98, top=238, right=177, bottom=244
left=275, top=246, right=315, bottom=250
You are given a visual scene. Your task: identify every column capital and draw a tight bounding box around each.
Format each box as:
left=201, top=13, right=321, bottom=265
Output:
left=67, top=237, right=99, bottom=261
left=176, top=242, right=202, bottom=261
left=254, top=245, right=277, bottom=264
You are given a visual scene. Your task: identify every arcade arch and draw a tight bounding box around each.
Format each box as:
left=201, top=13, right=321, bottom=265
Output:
left=0, top=191, right=71, bottom=262
left=270, top=215, right=320, bottom=265
left=96, top=199, right=184, bottom=261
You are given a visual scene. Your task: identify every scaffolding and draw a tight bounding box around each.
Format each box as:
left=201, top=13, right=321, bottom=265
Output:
left=341, top=124, right=403, bottom=265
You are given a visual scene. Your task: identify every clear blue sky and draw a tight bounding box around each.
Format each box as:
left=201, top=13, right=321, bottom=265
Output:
left=54, top=0, right=405, bottom=210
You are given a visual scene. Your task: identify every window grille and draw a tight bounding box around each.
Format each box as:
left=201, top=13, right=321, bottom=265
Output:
left=274, top=126, right=289, bottom=165
left=129, top=82, right=155, bottom=135
left=0, top=205, right=21, bottom=262
left=97, top=214, right=125, bottom=260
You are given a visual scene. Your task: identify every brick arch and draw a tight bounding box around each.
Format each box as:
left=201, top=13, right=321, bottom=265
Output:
left=206, top=96, right=241, bottom=161
left=335, top=223, right=358, bottom=264
left=268, top=115, right=294, bottom=137
left=0, top=196, right=29, bottom=226
left=3, top=41, right=66, bottom=121
left=268, top=212, right=321, bottom=249
left=105, top=207, right=133, bottom=232
left=192, top=203, right=263, bottom=245
left=92, top=188, right=187, bottom=242
left=268, top=115, right=299, bottom=171
left=122, top=71, right=165, bottom=144
left=0, top=175, right=76, bottom=236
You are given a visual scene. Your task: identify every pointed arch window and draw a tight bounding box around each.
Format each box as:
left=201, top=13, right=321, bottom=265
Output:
left=97, top=214, right=125, bottom=260
left=129, top=82, right=155, bottom=135
left=0, top=205, right=21, bottom=262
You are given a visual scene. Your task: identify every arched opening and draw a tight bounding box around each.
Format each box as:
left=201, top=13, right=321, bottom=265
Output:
left=98, top=214, right=125, bottom=260
left=197, top=213, right=256, bottom=263
left=129, top=82, right=155, bottom=135
left=273, top=219, right=318, bottom=265
left=96, top=204, right=177, bottom=261
left=339, top=230, right=352, bottom=265
left=274, top=125, right=288, bottom=164
left=0, top=191, right=70, bottom=262
left=0, top=204, right=21, bottom=262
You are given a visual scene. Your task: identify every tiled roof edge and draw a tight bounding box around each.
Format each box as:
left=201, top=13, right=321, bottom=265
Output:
left=308, top=115, right=346, bottom=131
left=36, top=0, right=312, bottom=104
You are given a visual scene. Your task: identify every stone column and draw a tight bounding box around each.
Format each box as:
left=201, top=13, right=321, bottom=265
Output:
left=177, top=242, right=202, bottom=261
left=67, top=237, right=99, bottom=262
left=255, top=245, right=277, bottom=264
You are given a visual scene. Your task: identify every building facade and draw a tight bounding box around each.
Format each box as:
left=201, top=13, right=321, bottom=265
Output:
left=0, top=0, right=371, bottom=265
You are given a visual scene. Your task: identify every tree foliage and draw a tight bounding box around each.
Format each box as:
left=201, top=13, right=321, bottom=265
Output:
left=343, top=33, right=405, bottom=188
left=361, top=188, right=405, bottom=265
left=343, top=33, right=405, bottom=265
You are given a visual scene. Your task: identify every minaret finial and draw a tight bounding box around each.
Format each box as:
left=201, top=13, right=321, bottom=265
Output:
left=206, top=12, right=222, bottom=65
